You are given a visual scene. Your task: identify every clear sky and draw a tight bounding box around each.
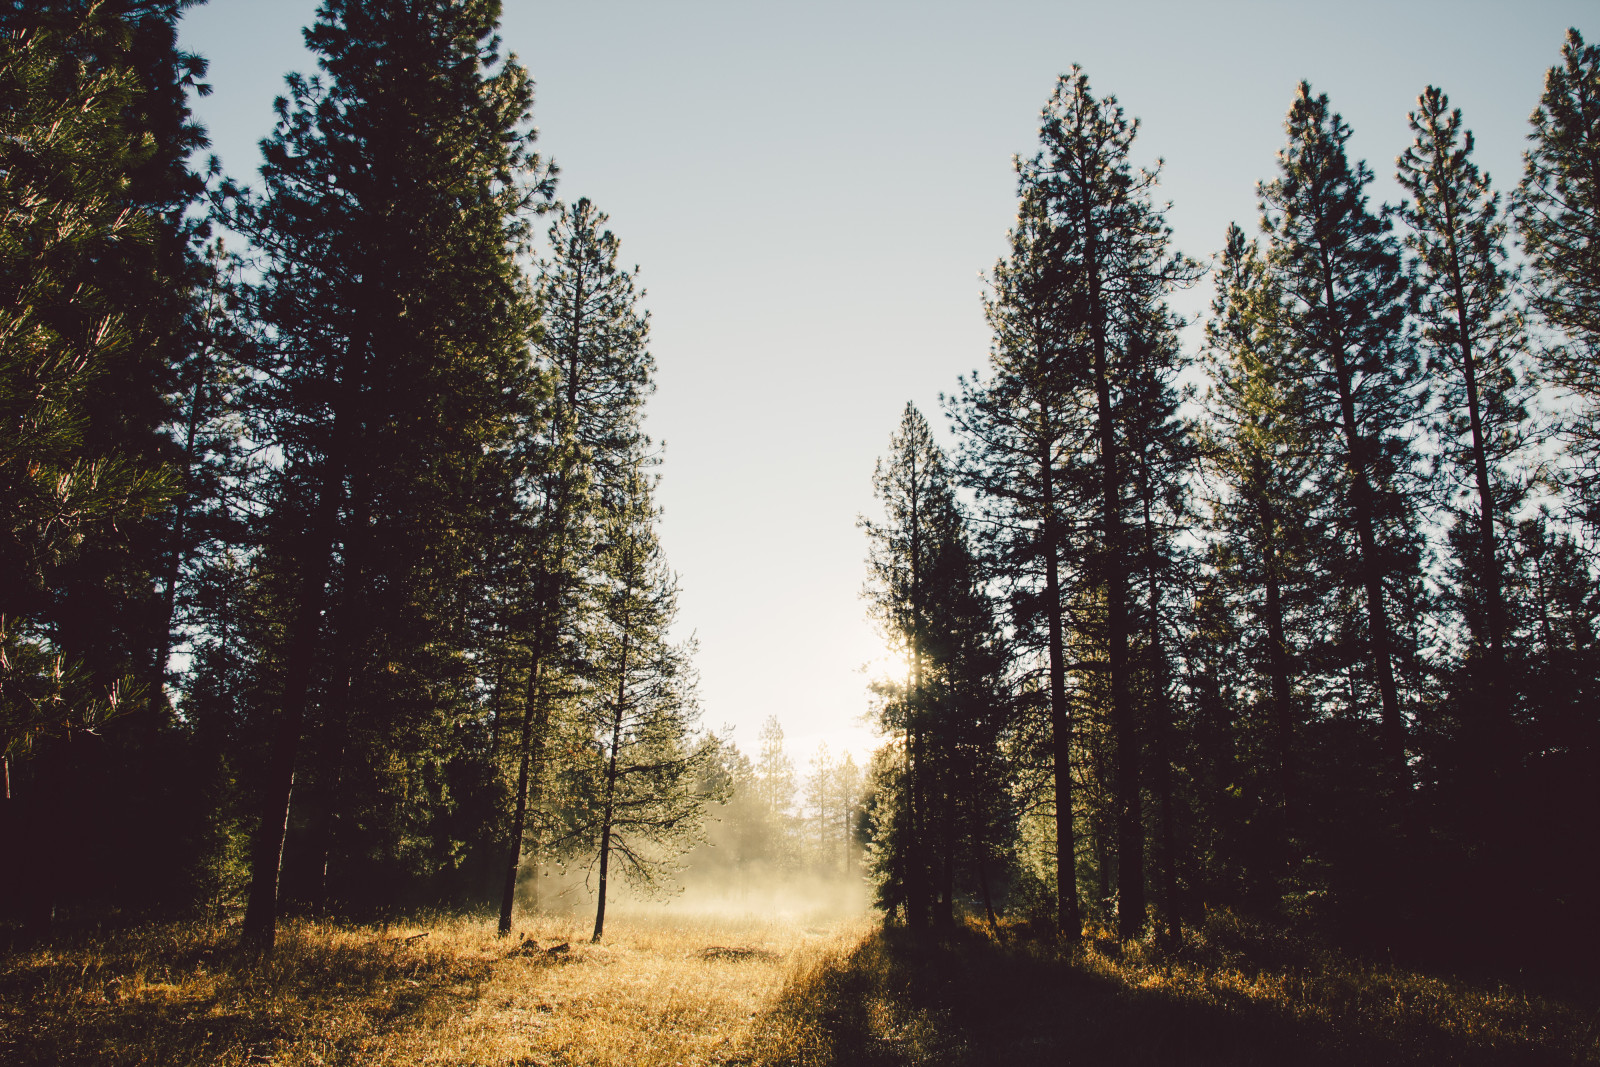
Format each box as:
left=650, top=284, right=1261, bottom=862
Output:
left=178, top=0, right=1594, bottom=767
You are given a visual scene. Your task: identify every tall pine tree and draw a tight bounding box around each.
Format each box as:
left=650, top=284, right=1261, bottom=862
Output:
left=1024, top=69, right=1197, bottom=940
left=494, top=197, right=653, bottom=935
left=1258, top=83, right=1423, bottom=794
left=1396, top=86, right=1531, bottom=839
left=1518, top=29, right=1600, bottom=538
left=223, top=0, right=553, bottom=948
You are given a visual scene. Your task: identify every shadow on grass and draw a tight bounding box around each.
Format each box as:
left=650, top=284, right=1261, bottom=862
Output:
left=0, top=922, right=494, bottom=1066
left=745, top=922, right=1595, bottom=1066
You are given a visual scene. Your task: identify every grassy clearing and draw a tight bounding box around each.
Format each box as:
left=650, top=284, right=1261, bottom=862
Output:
left=749, top=912, right=1600, bottom=1066
left=6, top=908, right=1596, bottom=1065
left=0, top=910, right=872, bottom=1066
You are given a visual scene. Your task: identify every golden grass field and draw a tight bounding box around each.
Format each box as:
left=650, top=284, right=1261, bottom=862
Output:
left=0, top=910, right=873, bottom=1066
left=2, top=907, right=1596, bottom=1065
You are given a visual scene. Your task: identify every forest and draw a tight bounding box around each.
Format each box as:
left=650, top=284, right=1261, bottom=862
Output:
left=2, top=1, right=1599, bottom=1064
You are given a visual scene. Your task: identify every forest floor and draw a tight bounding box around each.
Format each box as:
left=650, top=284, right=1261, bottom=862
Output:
left=1, top=908, right=1596, bottom=1065
left=0, top=910, right=872, bottom=1066
left=752, top=911, right=1600, bottom=1066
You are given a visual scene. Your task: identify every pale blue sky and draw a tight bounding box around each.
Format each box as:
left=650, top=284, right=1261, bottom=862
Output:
left=180, top=0, right=1593, bottom=765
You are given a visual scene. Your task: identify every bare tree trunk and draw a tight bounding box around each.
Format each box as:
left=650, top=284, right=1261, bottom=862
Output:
left=498, top=649, right=544, bottom=936
left=1141, top=486, right=1180, bottom=949
left=240, top=460, right=344, bottom=950
left=1084, top=217, right=1142, bottom=941
left=1256, top=488, right=1297, bottom=874
left=592, top=625, right=630, bottom=944
left=1041, top=447, right=1080, bottom=937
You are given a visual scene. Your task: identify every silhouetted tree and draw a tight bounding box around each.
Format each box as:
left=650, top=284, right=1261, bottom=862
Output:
left=0, top=0, right=209, bottom=927
left=222, top=0, right=552, bottom=948
left=1198, top=225, right=1320, bottom=901
left=949, top=191, right=1085, bottom=936
left=1397, top=86, right=1532, bottom=868
left=1259, top=84, right=1423, bottom=796
left=1024, top=69, right=1198, bottom=940
left=1518, top=28, right=1600, bottom=537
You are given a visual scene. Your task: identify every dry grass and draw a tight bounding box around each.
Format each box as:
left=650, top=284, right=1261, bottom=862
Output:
left=0, top=910, right=873, bottom=1066
left=7, top=907, right=1595, bottom=1065
left=749, top=911, right=1600, bottom=1066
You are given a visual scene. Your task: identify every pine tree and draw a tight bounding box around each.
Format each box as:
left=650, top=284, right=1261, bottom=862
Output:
left=1503, top=517, right=1600, bottom=946
left=834, top=752, right=864, bottom=877
left=1396, top=86, right=1531, bottom=823
left=222, top=0, right=553, bottom=948
left=495, top=197, right=653, bottom=935
left=1123, top=314, right=1195, bottom=947
left=0, top=4, right=169, bottom=751
left=948, top=191, right=1085, bottom=936
left=0, top=0, right=210, bottom=925
left=802, top=743, right=838, bottom=871
left=861, top=403, right=961, bottom=928
left=919, top=512, right=1011, bottom=928
left=1199, top=224, right=1319, bottom=898
left=864, top=402, right=1011, bottom=927
left=1, top=0, right=209, bottom=700
left=149, top=240, right=253, bottom=713
left=1518, top=29, right=1600, bottom=536
left=753, top=714, right=798, bottom=825
left=1258, top=83, right=1423, bottom=793
left=1024, top=69, right=1198, bottom=940
left=575, top=466, right=715, bottom=943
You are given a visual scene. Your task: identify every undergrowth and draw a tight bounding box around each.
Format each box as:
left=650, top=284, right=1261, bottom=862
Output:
left=746, top=910, right=1600, bottom=1066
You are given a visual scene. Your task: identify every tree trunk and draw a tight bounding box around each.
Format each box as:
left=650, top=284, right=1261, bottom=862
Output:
left=1084, top=214, right=1142, bottom=941
left=1142, top=485, right=1181, bottom=948
left=524, top=697, right=553, bottom=913
left=906, top=723, right=928, bottom=927
left=149, top=367, right=206, bottom=724
left=1317, top=251, right=1408, bottom=787
left=1446, top=244, right=1512, bottom=784
left=1042, top=492, right=1080, bottom=936
left=240, top=458, right=344, bottom=949
left=906, top=451, right=929, bottom=929
left=978, top=853, right=1003, bottom=941
left=937, top=783, right=955, bottom=927
left=498, top=648, right=543, bottom=936
left=592, top=624, right=630, bottom=944
left=1256, top=484, right=1297, bottom=872
left=498, top=464, right=571, bottom=935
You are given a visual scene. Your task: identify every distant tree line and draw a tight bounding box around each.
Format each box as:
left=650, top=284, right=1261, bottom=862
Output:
left=0, top=0, right=719, bottom=949
left=860, top=32, right=1600, bottom=966
left=683, top=716, right=868, bottom=898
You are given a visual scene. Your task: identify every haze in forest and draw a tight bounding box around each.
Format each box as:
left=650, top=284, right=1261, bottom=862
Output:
left=6, top=3, right=1600, bottom=1064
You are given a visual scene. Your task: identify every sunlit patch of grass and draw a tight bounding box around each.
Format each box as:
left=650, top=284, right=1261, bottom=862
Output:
left=748, top=911, right=1600, bottom=1066
left=0, top=910, right=874, bottom=1066
left=396, top=910, right=873, bottom=1066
